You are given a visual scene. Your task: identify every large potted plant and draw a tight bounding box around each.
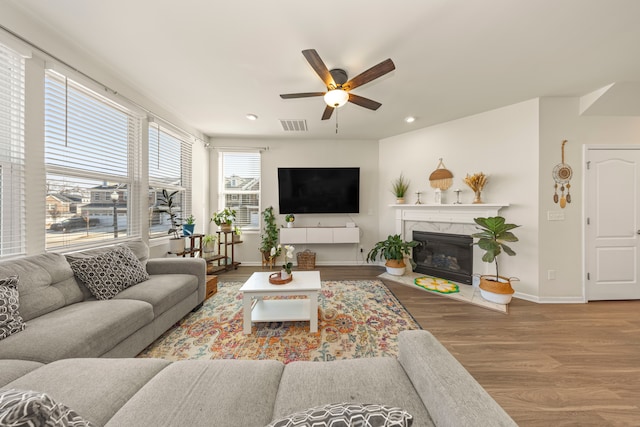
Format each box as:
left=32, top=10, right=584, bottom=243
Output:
left=366, top=234, right=419, bottom=276
left=260, top=206, right=279, bottom=268
left=157, top=189, right=185, bottom=253
left=392, top=173, right=410, bottom=204
left=471, top=216, right=520, bottom=304
left=211, top=207, right=236, bottom=232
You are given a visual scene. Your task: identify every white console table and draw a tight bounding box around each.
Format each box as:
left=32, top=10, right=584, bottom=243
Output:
left=280, top=227, right=359, bottom=244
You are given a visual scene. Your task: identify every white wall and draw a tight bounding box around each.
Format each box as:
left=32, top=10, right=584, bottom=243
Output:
left=208, top=138, right=379, bottom=266
left=538, top=97, right=640, bottom=301
left=379, top=100, right=541, bottom=298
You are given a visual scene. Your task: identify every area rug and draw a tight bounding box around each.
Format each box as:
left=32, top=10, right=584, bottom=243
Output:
left=138, top=280, right=420, bottom=364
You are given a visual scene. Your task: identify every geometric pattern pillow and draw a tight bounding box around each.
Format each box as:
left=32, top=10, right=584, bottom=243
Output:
left=0, top=275, right=26, bottom=341
left=267, top=403, right=414, bottom=427
left=69, top=246, right=150, bottom=300
left=0, top=388, right=95, bottom=427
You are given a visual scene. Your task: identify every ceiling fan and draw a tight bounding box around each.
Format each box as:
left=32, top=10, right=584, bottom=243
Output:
left=280, top=49, right=395, bottom=120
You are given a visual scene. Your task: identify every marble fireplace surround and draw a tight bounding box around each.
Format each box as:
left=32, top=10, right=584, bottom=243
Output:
left=392, top=203, right=509, bottom=276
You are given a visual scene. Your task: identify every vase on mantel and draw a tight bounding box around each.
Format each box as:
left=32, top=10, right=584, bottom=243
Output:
left=473, top=190, right=483, bottom=204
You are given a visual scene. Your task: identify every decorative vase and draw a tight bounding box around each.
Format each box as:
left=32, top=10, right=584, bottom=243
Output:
left=478, top=275, right=514, bottom=304
left=281, top=270, right=291, bottom=280
left=473, top=190, right=483, bottom=204
left=396, top=197, right=405, bottom=204
left=287, top=222, right=293, bottom=228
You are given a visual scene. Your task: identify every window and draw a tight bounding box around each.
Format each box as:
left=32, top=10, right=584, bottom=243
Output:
left=218, top=151, right=260, bottom=230
left=44, top=70, right=142, bottom=250
left=148, top=123, right=192, bottom=237
left=0, top=42, right=25, bottom=257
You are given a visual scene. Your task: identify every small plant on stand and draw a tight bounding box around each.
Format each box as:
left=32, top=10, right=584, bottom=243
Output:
left=211, top=208, right=236, bottom=231
left=260, top=207, right=279, bottom=268
left=233, top=225, right=242, bottom=242
left=182, top=214, right=196, bottom=236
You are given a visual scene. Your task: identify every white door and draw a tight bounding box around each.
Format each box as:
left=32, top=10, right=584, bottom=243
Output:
left=585, top=147, right=640, bottom=300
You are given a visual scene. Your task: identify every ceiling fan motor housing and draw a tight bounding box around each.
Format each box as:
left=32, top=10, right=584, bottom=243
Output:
left=330, top=69, right=348, bottom=87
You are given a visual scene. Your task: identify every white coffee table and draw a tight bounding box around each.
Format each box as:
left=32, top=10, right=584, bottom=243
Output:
left=240, top=271, right=321, bottom=334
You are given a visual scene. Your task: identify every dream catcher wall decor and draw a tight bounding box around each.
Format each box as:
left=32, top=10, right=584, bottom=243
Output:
left=552, top=139, right=573, bottom=208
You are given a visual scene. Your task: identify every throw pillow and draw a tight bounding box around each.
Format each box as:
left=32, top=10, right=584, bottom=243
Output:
left=0, top=275, right=26, bottom=341
left=69, top=246, right=150, bottom=300
left=267, top=403, right=414, bottom=427
left=0, top=388, right=95, bottom=427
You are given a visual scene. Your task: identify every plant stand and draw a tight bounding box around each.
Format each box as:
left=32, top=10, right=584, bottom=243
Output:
left=206, top=230, right=242, bottom=274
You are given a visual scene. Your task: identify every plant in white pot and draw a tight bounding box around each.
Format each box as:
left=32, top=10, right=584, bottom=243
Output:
left=366, top=234, right=419, bottom=276
left=157, top=189, right=184, bottom=254
left=471, top=216, right=520, bottom=304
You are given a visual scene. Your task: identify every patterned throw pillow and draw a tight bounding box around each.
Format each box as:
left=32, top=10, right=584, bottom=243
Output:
left=267, top=403, right=414, bottom=427
left=0, top=275, right=25, bottom=341
left=0, top=388, right=95, bottom=427
left=69, top=246, right=150, bottom=300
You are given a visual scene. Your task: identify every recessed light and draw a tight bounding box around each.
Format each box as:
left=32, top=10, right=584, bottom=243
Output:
left=246, top=114, right=258, bottom=121
left=404, top=116, right=416, bottom=123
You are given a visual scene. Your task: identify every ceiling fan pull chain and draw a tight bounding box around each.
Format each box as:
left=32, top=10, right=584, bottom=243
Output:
left=335, top=107, right=339, bottom=134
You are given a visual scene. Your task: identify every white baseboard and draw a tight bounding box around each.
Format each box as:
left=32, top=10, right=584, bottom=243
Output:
left=514, top=291, right=586, bottom=304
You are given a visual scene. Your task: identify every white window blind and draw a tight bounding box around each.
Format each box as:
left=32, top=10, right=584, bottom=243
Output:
left=44, top=70, right=142, bottom=250
left=0, top=42, right=25, bottom=257
left=218, top=151, right=260, bottom=230
left=148, top=124, right=192, bottom=237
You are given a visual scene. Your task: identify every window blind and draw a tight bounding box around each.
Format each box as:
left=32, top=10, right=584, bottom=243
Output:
left=44, top=70, right=141, bottom=250
left=148, top=124, right=192, bottom=237
left=0, top=42, right=25, bottom=257
left=218, top=151, right=260, bottom=230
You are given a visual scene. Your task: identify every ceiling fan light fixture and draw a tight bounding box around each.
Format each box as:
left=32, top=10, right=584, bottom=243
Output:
left=324, top=89, right=349, bottom=108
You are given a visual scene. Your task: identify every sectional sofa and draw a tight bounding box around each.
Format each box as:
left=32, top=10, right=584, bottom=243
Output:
left=0, top=241, right=516, bottom=426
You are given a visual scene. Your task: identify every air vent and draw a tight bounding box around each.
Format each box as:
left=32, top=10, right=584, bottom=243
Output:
left=279, top=119, right=308, bottom=132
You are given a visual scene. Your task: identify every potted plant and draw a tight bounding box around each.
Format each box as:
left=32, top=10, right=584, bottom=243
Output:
left=471, top=216, right=520, bottom=304
left=182, top=214, right=196, bottom=236
left=366, top=234, right=419, bottom=276
left=285, top=213, right=295, bottom=228
left=280, top=244, right=295, bottom=279
left=233, top=225, right=242, bottom=242
left=202, top=234, right=217, bottom=254
left=392, top=173, right=410, bottom=204
left=211, top=207, right=236, bottom=232
left=157, top=189, right=185, bottom=253
left=260, top=206, right=279, bottom=268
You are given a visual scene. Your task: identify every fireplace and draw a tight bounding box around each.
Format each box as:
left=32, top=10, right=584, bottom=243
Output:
left=412, top=231, right=473, bottom=285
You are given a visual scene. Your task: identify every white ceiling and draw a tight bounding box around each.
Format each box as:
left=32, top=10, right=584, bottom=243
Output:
left=6, top=0, right=640, bottom=140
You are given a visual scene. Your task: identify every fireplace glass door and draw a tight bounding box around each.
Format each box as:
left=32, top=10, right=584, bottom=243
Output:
left=412, top=231, right=473, bottom=285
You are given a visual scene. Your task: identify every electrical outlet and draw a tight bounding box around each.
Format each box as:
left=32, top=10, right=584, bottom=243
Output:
left=547, top=269, right=556, bottom=280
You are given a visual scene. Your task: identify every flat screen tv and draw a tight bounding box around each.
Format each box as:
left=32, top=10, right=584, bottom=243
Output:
left=278, top=167, right=360, bottom=214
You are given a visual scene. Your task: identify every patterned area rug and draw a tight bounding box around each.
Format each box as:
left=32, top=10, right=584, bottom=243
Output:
left=138, top=280, right=420, bottom=364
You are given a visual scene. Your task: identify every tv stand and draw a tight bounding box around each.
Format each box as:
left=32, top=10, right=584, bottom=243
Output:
left=279, top=227, right=359, bottom=244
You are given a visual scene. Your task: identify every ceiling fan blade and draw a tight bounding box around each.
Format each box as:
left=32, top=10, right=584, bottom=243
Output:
left=348, top=93, right=382, bottom=110
left=345, top=58, right=395, bottom=91
left=321, top=105, right=334, bottom=120
left=280, top=92, right=325, bottom=99
left=302, top=49, right=335, bottom=88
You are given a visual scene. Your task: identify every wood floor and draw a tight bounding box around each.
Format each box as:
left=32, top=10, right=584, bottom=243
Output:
left=218, top=265, right=640, bottom=426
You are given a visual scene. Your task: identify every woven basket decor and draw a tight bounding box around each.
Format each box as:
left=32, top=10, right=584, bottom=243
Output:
left=429, top=158, right=454, bottom=190
left=296, top=250, right=316, bottom=270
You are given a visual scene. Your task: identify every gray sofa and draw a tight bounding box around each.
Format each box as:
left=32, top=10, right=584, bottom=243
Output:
left=0, top=331, right=516, bottom=427
left=0, top=241, right=206, bottom=363
left=0, top=242, right=516, bottom=426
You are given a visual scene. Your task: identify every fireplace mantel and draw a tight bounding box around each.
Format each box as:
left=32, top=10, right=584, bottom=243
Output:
left=391, top=203, right=509, bottom=236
